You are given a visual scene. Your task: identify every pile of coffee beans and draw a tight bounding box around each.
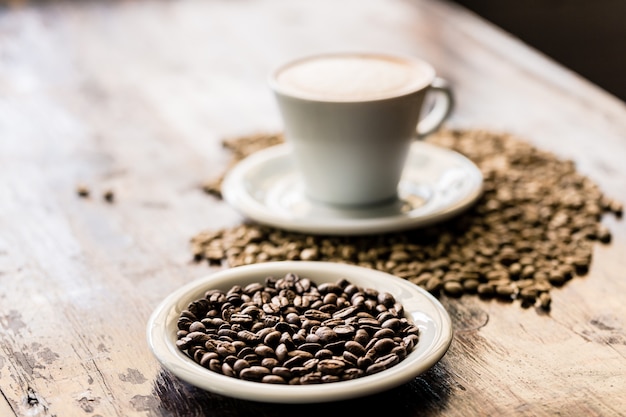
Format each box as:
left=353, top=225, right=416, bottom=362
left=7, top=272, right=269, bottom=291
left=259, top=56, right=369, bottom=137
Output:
left=176, top=273, right=418, bottom=384
left=195, top=130, right=622, bottom=310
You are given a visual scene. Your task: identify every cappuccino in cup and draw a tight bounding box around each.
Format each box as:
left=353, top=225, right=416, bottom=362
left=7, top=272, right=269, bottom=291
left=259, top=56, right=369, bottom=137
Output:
left=274, top=54, right=433, bottom=102
left=270, top=53, right=453, bottom=207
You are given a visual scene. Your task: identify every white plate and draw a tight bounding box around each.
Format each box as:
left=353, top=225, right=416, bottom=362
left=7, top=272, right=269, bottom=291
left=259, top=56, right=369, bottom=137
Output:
left=222, top=142, right=483, bottom=235
left=147, top=261, right=453, bottom=404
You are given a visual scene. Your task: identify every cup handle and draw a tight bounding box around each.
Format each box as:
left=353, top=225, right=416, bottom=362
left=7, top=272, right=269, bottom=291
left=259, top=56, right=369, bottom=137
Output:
left=416, top=77, right=454, bottom=138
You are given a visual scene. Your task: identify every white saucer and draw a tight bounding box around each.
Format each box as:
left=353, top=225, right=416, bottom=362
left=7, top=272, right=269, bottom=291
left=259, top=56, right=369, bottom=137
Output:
left=146, top=261, right=453, bottom=403
left=222, top=142, right=483, bottom=235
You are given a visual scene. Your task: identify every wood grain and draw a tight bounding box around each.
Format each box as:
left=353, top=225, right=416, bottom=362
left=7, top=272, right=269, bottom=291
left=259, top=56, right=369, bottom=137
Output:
left=0, top=0, right=625, bottom=416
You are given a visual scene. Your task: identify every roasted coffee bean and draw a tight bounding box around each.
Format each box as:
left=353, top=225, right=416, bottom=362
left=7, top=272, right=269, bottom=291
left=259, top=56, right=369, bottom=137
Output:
left=376, top=353, right=400, bottom=367
left=188, top=321, right=206, bottom=333
left=374, top=328, right=396, bottom=339
left=344, top=340, right=366, bottom=357
left=274, top=343, right=289, bottom=362
left=539, top=292, right=552, bottom=310
left=261, top=330, right=280, bottom=348
left=314, top=326, right=338, bottom=344
left=357, top=317, right=380, bottom=327
left=187, top=331, right=210, bottom=343
left=314, top=349, right=333, bottom=360
left=254, top=344, right=275, bottom=358
left=222, top=362, right=236, bottom=377
left=354, top=329, right=370, bottom=346
left=322, top=375, right=341, bottom=383
left=443, top=281, right=464, bottom=297
left=318, top=359, right=346, bottom=375
left=217, top=328, right=237, bottom=339
left=216, top=343, right=236, bottom=357
left=243, top=353, right=260, bottom=366
left=381, top=318, right=401, bottom=331
left=304, top=309, right=331, bottom=321
left=342, top=351, right=359, bottom=366
left=372, top=338, right=396, bottom=354
left=177, top=274, right=422, bottom=384
left=334, top=324, right=356, bottom=338
left=333, top=305, right=359, bottom=319
left=261, top=357, right=279, bottom=369
left=377, top=292, right=396, bottom=307
left=272, top=366, right=292, bottom=380
left=357, top=355, right=373, bottom=369
left=262, top=374, right=287, bottom=384
left=200, top=352, right=218, bottom=368
left=318, top=282, right=343, bottom=294
left=239, top=366, right=271, bottom=381
left=274, top=321, right=294, bottom=334
left=237, top=330, right=260, bottom=344
left=300, top=372, right=323, bottom=384
left=342, top=368, right=364, bottom=380
left=324, top=340, right=345, bottom=355
left=391, top=345, right=407, bottom=360
left=283, top=354, right=307, bottom=368
left=233, top=358, right=250, bottom=373
left=176, top=338, right=191, bottom=350
left=477, top=283, right=495, bottom=297
left=366, top=354, right=399, bottom=375
left=285, top=312, right=301, bottom=326
left=263, top=303, right=280, bottom=314
left=321, top=317, right=344, bottom=327
left=299, top=342, right=323, bottom=354
left=279, top=332, right=296, bottom=350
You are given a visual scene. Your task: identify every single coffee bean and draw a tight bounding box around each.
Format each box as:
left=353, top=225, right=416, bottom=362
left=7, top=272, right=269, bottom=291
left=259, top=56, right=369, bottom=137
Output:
left=381, top=318, right=401, bottom=331
left=299, top=342, right=323, bottom=354
left=342, top=351, right=359, bottom=366
left=237, top=330, right=260, bottom=344
left=300, top=372, right=323, bottom=384
left=272, top=366, right=292, bottom=380
left=314, top=349, right=333, bottom=360
left=373, top=328, right=396, bottom=339
left=239, top=366, right=271, bottom=381
left=318, top=359, right=346, bottom=376
left=262, top=375, right=286, bottom=384
left=304, top=309, right=332, bottom=321
left=344, top=340, right=366, bottom=357
left=314, top=326, right=338, bottom=344
left=342, top=367, right=364, bottom=380
left=208, top=358, right=222, bottom=374
left=324, top=340, right=345, bottom=355
left=375, top=353, right=400, bottom=368
left=322, top=375, right=341, bottom=383
left=222, top=362, right=236, bottom=377
left=354, top=329, right=370, bottom=346
left=233, top=358, right=250, bottom=373
left=372, top=338, right=396, bottom=354
left=254, top=344, right=275, bottom=358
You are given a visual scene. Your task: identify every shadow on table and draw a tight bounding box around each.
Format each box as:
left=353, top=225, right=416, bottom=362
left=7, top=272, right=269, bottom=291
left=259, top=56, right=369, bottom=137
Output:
left=152, top=363, right=454, bottom=417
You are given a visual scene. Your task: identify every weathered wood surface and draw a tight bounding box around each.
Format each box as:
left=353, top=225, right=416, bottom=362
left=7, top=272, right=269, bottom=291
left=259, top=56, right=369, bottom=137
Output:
left=1, top=0, right=625, bottom=416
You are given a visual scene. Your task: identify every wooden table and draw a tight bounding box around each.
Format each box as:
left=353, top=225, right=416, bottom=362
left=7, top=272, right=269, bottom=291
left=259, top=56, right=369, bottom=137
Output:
left=1, top=0, right=625, bottom=416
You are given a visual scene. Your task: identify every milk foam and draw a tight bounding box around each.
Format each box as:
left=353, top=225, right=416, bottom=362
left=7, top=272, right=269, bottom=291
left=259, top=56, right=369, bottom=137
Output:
left=274, top=54, right=432, bottom=101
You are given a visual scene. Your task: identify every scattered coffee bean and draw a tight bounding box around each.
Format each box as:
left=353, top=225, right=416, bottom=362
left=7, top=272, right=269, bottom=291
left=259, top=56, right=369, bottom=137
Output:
left=76, top=184, right=90, bottom=198
left=192, top=129, right=622, bottom=311
left=103, top=189, right=115, bottom=203
left=176, top=273, right=418, bottom=384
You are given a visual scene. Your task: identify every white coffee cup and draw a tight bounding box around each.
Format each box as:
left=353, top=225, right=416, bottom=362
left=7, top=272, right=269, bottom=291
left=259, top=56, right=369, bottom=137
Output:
left=270, top=52, right=453, bottom=207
